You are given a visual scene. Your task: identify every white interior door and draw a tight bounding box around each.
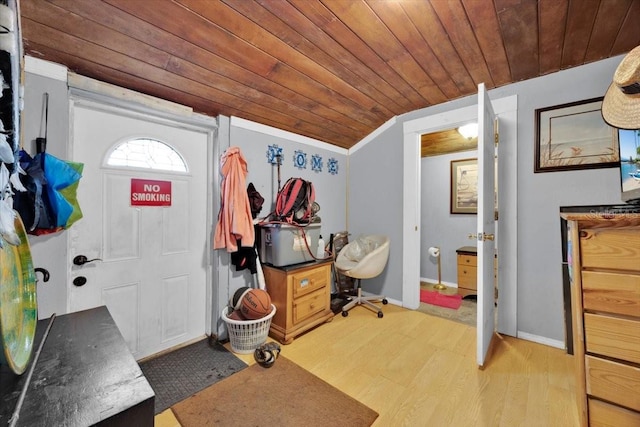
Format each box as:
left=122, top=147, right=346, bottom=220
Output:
left=477, top=83, right=497, bottom=367
left=69, top=101, right=209, bottom=360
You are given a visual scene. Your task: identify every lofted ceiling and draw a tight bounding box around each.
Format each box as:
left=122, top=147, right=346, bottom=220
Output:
left=19, top=0, right=640, bottom=150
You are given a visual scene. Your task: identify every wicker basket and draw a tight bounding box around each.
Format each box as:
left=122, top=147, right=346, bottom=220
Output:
left=221, top=304, right=276, bottom=354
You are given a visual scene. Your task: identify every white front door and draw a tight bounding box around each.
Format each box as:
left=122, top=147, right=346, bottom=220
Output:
left=476, top=83, right=497, bottom=367
left=68, top=101, right=209, bottom=360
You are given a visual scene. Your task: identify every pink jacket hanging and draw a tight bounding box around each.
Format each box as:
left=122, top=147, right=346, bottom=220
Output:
left=214, top=146, right=255, bottom=252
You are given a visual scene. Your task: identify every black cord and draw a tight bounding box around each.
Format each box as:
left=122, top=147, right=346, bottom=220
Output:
left=44, top=93, right=48, bottom=141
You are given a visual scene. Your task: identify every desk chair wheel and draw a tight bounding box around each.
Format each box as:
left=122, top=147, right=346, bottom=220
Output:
left=377, top=311, right=383, bottom=318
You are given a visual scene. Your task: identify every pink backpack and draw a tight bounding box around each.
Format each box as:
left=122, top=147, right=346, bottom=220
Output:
left=275, top=178, right=315, bottom=223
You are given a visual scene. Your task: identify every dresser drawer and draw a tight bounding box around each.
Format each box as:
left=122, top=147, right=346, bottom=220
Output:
left=582, top=271, right=640, bottom=317
left=457, top=265, right=477, bottom=290
left=580, top=228, right=640, bottom=272
left=458, top=254, right=477, bottom=267
left=291, top=265, right=329, bottom=298
left=588, top=398, right=640, bottom=427
left=584, top=313, right=640, bottom=364
left=293, top=289, right=327, bottom=324
left=586, top=355, right=640, bottom=412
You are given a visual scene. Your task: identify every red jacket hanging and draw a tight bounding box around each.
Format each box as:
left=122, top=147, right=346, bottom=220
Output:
left=214, top=147, right=255, bottom=252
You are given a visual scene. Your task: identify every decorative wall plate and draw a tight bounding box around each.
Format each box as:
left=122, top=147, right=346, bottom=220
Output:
left=311, top=154, right=322, bottom=172
left=0, top=213, right=37, bottom=375
left=266, top=144, right=282, bottom=164
left=293, top=150, right=307, bottom=169
left=328, top=158, right=339, bottom=175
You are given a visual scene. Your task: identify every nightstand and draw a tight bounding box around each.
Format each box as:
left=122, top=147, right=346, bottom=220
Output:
left=456, top=246, right=477, bottom=297
left=263, top=260, right=334, bottom=344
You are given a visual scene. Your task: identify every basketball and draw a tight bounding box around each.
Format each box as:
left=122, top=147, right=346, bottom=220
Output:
left=227, top=309, right=246, bottom=321
left=230, top=286, right=252, bottom=311
left=240, top=289, right=272, bottom=320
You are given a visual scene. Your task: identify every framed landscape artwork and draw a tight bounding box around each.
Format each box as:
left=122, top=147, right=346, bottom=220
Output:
left=451, top=158, right=478, bottom=214
left=534, top=97, right=619, bottom=173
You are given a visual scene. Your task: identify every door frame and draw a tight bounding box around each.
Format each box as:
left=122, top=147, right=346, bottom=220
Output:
left=67, top=84, right=218, bottom=336
left=402, top=94, right=518, bottom=337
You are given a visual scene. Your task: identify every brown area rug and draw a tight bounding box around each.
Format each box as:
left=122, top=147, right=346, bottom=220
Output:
left=172, top=356, right=378, bottom=427
left=418, top=282, right=476, bottom=326
left=417, top=300, right=476, bottom=326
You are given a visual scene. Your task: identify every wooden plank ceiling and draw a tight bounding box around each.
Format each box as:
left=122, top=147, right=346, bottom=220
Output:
left=19, top=0, right=640, bottom=150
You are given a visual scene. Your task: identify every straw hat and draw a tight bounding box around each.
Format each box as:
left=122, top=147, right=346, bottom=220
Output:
left=602, top=45, right=640, bottom=129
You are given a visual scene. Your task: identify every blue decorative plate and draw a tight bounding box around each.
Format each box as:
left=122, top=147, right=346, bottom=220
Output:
left=0, top=213, right=38, bottom=374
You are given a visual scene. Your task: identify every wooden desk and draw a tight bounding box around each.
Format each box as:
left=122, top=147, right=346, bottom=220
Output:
left=0, top=306, right=155, bottom=426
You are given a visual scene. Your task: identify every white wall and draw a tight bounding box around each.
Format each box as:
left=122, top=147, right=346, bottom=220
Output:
left=503, top=59, right=623, bottom=345
left=214, top=117, right=348, bottom=337
left=350, top=55, right=626, bottom=347
left=23, top=62, right=348, bottom=342
left=346, top=122, right=404, bottom=299
left=23, top=64, right=70, bottom=318
left=24, top=53, right=626, bottom=348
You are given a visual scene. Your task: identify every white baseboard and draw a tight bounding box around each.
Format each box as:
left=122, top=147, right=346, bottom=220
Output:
left=516, top=331, right=565, bottom=350
left=419, top=277, right=457, bottom=288
left=385, top=297, right=402, bottom=307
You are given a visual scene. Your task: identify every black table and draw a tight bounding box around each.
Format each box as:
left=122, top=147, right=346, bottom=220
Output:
left=0, top=306, right=155, bottom=426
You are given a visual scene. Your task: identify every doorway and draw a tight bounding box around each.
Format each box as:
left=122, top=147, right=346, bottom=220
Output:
left=402, top=94, right=518, bottom=338
left=418, top=127, right=479, bottom=326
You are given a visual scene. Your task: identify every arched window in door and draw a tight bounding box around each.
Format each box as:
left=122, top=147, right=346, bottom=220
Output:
left=106, top=138, right=188, bottom=172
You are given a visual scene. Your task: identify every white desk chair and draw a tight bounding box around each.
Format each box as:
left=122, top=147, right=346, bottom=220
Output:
left=334, top=235, right=389, bottom=318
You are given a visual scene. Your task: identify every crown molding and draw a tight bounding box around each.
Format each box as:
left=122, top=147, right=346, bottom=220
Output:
left=24, top=56, right=67, bottom=81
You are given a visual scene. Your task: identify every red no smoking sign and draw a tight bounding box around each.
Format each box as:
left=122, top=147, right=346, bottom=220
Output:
left=131, top=178, right=172, bottom=206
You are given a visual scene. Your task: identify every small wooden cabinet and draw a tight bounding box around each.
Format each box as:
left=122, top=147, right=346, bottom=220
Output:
left=456, top=246, right=477, bottom=297
left=456, top=246, right=498, bottom=297
left=263, top=260, right=334, bottom=344
left=562, top=210, right=640, bottom=426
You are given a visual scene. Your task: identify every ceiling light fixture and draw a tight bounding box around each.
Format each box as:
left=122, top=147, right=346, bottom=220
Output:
left=458, top=123, right=478, bottom=139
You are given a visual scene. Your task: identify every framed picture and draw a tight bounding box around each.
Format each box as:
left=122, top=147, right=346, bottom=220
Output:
left=535, top=97, right=619, bottom=173
left=451, top=158, right=478, bottom=214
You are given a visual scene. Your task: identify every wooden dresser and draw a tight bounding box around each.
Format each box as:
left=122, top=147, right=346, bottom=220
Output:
left=263, top=260, right=334, bottom=344
left=562, top=210, right=640, bottom=426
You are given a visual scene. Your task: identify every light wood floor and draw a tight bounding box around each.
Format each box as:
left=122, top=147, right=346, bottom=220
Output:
left=156, top=303, right=579, bottom=426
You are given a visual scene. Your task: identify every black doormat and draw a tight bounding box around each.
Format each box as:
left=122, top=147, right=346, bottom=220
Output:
left=139, top=338, right=247, bottom=414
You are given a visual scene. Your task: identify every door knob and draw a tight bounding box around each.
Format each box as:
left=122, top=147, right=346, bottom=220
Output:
left=73, top=276, right=87, bottom=287
left=468, top=233, right=495, bottom=241
left=73, top=255, right=102, bottom=266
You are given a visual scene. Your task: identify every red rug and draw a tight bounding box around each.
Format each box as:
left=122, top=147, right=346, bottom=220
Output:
left=420, top=289, right=462, bottom=310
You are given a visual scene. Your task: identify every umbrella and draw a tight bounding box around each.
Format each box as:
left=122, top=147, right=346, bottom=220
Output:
left=13, top=150, right=83, bottom=235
